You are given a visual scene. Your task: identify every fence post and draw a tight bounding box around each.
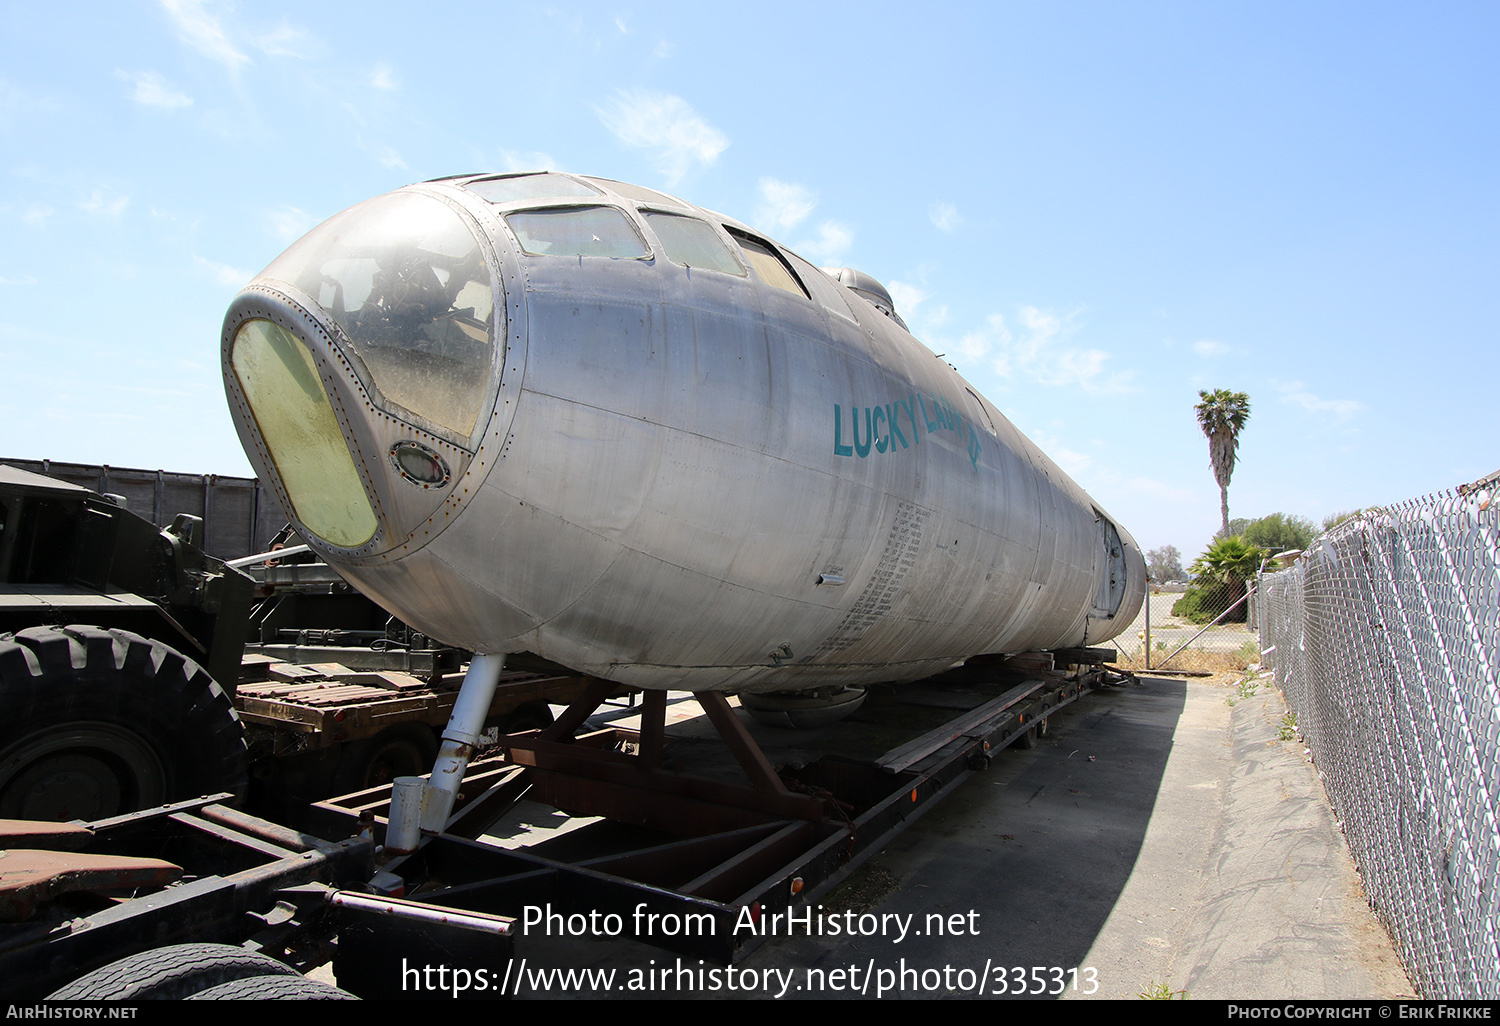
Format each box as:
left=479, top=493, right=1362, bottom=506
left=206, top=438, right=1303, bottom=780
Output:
left=1145, top=585, right=1151, bottom=670
left=1158, top=585, right=1256, bottom=668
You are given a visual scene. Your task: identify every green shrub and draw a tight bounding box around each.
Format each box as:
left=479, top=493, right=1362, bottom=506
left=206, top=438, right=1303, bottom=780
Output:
left=1176, top=537, right=1266, bottom=624
left=1171, top=585, right=1240, bottom=624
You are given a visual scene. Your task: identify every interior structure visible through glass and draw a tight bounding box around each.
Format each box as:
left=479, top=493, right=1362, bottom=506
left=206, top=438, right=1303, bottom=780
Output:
left=505, top=207, right=650, bottom=259
left=727, top=229, right=809, bottom=298
left=644, top=212, right=745, bottom=276
left=259, top=191, right=497, bottom=441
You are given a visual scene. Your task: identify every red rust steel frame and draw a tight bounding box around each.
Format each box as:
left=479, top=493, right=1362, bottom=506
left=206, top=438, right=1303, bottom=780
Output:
left=502, top=689, right=828, bottom=835
left=309, top=666, right=1120, bottom=965
left=0, top=796, right=375, bottom=1001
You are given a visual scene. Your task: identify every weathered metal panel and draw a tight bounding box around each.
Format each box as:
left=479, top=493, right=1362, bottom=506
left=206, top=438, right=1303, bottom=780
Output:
left=220, top=174, right=1146, bottom=692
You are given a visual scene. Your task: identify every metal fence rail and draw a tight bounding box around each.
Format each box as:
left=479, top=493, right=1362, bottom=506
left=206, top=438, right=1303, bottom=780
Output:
left=1258, top=472, right=1500, bottom=999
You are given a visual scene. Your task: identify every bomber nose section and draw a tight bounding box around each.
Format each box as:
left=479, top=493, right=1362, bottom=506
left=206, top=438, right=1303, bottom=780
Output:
left=223, top=188, right=504, bottom=557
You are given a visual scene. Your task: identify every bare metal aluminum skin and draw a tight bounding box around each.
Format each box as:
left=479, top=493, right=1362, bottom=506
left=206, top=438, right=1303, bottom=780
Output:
left=221, top=173, right=1144, bottom=692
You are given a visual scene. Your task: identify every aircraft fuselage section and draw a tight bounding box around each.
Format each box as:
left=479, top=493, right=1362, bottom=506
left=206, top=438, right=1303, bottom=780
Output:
left=222, top=172, right=1143, bottom=692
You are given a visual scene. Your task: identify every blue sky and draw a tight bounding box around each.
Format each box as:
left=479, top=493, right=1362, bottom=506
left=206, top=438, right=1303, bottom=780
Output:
left=1, top=1, right=1495, bottom=560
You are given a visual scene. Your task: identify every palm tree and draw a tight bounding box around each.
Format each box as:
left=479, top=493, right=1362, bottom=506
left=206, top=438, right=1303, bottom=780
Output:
left=1187, top=536, right=1266, bottom=622
left=1195, top=389, right=1251, bottom=537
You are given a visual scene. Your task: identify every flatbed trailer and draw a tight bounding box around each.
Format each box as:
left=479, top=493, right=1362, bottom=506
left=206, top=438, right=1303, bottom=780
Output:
left=237, top=659, right=626, bottom=818
left=0, top=655, right=1130, bottom=999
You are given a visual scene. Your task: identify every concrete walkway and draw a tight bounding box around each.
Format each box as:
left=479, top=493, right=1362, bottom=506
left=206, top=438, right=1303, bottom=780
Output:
left=1057, top=675, right=1412, bottom=999
left=744, top=674, right=1414, bottom=1000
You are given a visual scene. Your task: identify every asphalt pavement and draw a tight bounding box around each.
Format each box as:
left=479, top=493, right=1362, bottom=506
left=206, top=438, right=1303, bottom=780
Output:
left=739, top=673, right=1415, bottom=1000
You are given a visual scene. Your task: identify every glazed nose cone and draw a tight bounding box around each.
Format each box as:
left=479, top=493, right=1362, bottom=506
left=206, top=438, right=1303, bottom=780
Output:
left=224, top=189, right=500, bottom=554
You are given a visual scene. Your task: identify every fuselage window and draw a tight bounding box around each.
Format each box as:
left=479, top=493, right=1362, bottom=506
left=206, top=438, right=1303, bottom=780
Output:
left=643, top=212, right=745, bottom=276
left=505, top=207, right=650, bottom=259
left=465, top=173, right=600, bottom=205
left=726, top=228, right=810, bottom=299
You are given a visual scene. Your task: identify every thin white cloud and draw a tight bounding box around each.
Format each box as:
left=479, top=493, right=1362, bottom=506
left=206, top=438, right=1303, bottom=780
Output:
left=195, top=255, right=248, bottom=286
left=792, top=221, right=853, bottom=265
left=117, top=70, right=192, bottom=109
left=756, top=178, right=816, bottom=232
left=0, top=275, right=38, bottom=285
left=1121, top=474, right=1197, bottom=502
left=160, top=0, right=250, bottom=69
left=951, top=322, right=993, bottom=364
left=370, top=64, right=397, bottom=90
left=1274, top=379, right=1363, bottom=422
left=80, top=189, right=129, bottom=218
left=929, top=201, right=961, bottom=232
left=654, top=40, right=673, bottom=59
left=943, top=306, right=1132, bottom=394
left=253, top=21, right=316, bottom=58
left=1193, top=339, right=1229, bottom=356
left=1029, top=429, right=1094, bottom=478
left=21, top=204, right=54, bottom=226
left=1, top=78, right=55, bottom=120
left=615, top=16, right=631, bottom=33
left=1028, top=427, right=1195, bottom=500
left=267, top=205, right=312, bottom=242
left=887, top=276, right=947, bottom=337
left=375, top=146, right=407, bottom=170
left=886, top=281, right=929, bottom=318
left=753, top=178, right=849, bottom=262
left=1051, top=446, right=1094, bottom=479
left=597, top=89, right=728, bottom=185
left=501, top=149, right=558, bottom=172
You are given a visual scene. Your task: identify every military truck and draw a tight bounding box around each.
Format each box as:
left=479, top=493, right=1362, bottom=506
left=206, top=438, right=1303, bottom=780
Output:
left=0, top=462, right=609, bottom=823
left=0, top=464, right=253, bottom=820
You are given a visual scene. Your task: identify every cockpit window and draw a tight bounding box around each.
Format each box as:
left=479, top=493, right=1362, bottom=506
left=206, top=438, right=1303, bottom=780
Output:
left=505, top=207, right=649, bottom=259
left=465, top=173, right=600, bottom=205
left=643, top=212, right=744, bottom=276
left=725, top=229, right=809, bottom=299
left=259, top=191, right=496, bottom=441
left=585, top=178, right=685, bottom=207
left=230, top=319, right=379, bottom=548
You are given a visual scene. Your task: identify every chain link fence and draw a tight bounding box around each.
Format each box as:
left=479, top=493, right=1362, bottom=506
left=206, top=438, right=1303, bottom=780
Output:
left=1109, top=578, right=1262, bottom=673
left=1257, top=472, right=1500, bottom=999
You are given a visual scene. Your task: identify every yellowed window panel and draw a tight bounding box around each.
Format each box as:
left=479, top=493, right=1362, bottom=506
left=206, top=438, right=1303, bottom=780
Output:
left=231, top=320, right=377, bottom=548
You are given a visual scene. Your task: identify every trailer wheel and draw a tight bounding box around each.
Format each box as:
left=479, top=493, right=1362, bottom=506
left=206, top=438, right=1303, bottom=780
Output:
left=332, top=722, right=438, bottom=794
left=0, top=626, right=247, bottom=821
left=47, top=943, right=299, bottom=1000
left=499, top=700, right=555, bottom=734
left=1015, top=715, right=1051, bottom=750
left=189, top=974, right=357, bottom=999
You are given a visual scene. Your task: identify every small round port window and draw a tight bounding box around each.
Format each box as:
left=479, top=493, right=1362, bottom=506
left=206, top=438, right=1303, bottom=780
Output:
left=389, top=441, right=451, bottom=488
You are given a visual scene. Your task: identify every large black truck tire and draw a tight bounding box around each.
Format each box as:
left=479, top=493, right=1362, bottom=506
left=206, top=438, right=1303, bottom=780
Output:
left=188, top=974, right=357, bottom=999
left=47, top=943, right=300, bottom=1000
left=0, top=626, right=247, bottom=821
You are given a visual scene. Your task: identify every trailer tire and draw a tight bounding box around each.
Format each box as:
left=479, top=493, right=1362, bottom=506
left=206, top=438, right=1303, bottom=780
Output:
left=1015, top=715, right=1051, bottom=750
left=499, top=700, right=554, bottom=734
left=189, top=974, right=357, bottom=999
left=47, top=943, right=299, bottom=1000
left=332, top=722, right=438, bottom=794
left=0, top=626, right=247, bottom=822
